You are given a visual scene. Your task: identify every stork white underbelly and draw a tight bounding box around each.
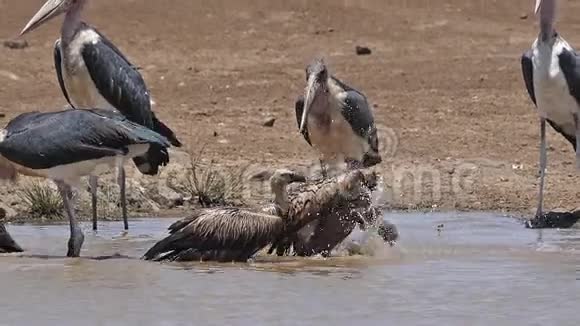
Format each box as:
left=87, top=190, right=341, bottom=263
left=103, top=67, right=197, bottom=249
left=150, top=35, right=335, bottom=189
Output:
left=307, top=111, right=368, bottom=164
left=533, top=41, right=579, bottom=135
left=0, top=144, right=149, bottom=187
left=534, top=72, right=578, bottom=132
left=62, top=60, right=113, bottom=110
left=60, top=30, right=114, bottom=111
left=45, top=144, right=150, bottom=186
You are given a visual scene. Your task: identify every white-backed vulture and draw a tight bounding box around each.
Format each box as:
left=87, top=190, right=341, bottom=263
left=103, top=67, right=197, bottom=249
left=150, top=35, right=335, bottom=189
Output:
left=264, top=170, right=378, bottom=256
left=266, top=171, right=396, bottom=257
left=285, top=206, right=398, bottom=257
left=143, top=168, right=376, bottom=262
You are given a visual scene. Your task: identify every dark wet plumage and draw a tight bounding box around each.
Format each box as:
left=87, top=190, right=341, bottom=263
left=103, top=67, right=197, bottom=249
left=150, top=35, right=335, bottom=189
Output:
left=0, top=109, right=170, bottom=171
left=526, top=211, right=580, bottom=229
left=144, top=169, right=378, bottom=262
left=267, top=169, right=381, bottom=256
left=143, top=208, right=286, bottom=262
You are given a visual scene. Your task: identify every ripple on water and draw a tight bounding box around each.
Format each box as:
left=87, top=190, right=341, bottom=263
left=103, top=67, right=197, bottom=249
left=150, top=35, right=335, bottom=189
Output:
left=0, top=212, right=578, bottom=325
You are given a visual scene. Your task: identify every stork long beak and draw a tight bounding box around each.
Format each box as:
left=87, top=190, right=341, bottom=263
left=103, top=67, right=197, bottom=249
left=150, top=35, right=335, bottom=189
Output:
left=20, top=0, right=68, bottom=36
left=535, top=0, right=542, bottom=14
left=300, top=73, right=319, bottom=133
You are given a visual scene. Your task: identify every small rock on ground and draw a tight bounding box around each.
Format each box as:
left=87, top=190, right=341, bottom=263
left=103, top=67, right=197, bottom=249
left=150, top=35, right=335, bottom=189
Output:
left=263, top=117, right=276, bottom=127
left=355, top=46, right=372, bottom=55
left=3, top=39, right=29, bottom=50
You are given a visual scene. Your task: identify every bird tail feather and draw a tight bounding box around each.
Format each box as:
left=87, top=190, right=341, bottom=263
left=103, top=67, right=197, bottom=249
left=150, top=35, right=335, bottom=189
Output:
left=152, top=113, right=182, bottom=147
left=142, top=235, right=176, bottom=260
left=133, top=144, right=170, bottom=176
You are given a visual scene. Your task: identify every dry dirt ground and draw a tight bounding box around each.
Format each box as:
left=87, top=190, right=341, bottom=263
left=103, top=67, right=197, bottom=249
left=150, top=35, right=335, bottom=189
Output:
left=1, top=0, right=580, bottom=221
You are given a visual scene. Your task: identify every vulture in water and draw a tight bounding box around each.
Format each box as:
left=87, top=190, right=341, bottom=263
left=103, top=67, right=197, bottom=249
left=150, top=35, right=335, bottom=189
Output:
left=143, top=168, right=377, bottom=262
left=267, top=171, right=397, bottom=257
left=142, top=169, right=305, bottom=262
left=284, top=207, right=398, bottom=257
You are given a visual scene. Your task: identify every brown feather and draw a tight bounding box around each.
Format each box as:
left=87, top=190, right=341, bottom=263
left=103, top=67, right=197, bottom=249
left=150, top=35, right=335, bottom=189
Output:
left=270, top=169, right=379, bottom=256
left=143, top=207, right=284, bottom=262
left=145, top=169, right=379, bottom=262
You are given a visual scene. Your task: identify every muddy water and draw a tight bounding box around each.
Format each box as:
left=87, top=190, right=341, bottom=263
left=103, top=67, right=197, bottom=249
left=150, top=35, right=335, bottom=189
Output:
left=0, top=213, right=579, bottom=326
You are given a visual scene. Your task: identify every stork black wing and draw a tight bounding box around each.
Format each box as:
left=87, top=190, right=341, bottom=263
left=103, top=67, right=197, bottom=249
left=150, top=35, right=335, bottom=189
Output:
left=53, top=39, right=73, bottom=108
left=0, top=109, right=170, bottom=170
left=521, top=49, right=536, bottom=105
left=81, top=27, right=153, bottom=128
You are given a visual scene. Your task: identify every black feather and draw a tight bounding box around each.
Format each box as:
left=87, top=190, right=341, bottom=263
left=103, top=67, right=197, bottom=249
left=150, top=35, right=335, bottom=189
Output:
left=0, top=109, right=171, bottom=170
left=78, top=24, right=180, bottom=173
left=152, top=112, right=182, bottom=147
left=53, top=40, right=73, bottom=108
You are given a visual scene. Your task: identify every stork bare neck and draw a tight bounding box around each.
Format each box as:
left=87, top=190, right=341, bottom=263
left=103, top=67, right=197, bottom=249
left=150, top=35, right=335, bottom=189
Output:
left=61, top=0, right=85, bottom=45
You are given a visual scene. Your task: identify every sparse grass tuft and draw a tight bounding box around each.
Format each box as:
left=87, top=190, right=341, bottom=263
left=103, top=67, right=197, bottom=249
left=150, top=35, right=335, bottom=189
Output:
left=97, top=181, right=121, bottom=220
left=185, top=143, right=247, bottom=207
left=19, top=182, right=63, bottom=220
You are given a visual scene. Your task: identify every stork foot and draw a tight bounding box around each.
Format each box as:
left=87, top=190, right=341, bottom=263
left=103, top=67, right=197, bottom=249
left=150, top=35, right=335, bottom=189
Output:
left=67, top=227, right=84, bottom=257
left=526, top=210, right=580, bottom=229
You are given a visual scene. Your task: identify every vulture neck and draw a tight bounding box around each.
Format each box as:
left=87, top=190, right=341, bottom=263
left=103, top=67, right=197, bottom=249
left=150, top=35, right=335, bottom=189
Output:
left=271, top=181, right=290, bottom=216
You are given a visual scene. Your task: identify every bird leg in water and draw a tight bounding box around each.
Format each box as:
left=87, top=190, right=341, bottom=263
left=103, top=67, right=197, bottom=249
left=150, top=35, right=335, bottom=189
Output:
left=118, top=167, right=128, bottom=230
left=574, top=113, right=580, bottom=170
left=536, top=118, right=547, bottom=218
left=56, top=181, right=84, bottom=257
left=89, top=175, right=98, bottom=231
